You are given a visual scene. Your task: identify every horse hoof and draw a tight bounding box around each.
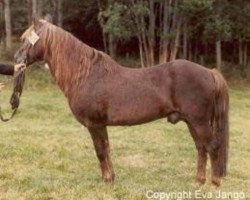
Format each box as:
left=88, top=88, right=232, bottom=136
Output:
left=196, top=176, right=206, bottom=185
left=103, top=173, right=115, bottom=183
left=211, top=177, right=221, bottom=187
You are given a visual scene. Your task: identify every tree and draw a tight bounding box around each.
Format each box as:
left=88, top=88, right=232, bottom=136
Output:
left=4, top=0, right=11, bottom=52
left=53, top=0, right=63, bottom=26
left=99, top=1, right=133, bottom=58
left=28, top=0, right=40, bottom=24
left=57, top=0, right=63, bottom=27
left=37, top=0, right=43, bottom=18
left=203, top=0, right=231, bottom=70
left=159, top=0, right=171, bottom=63
left=159, top=0, right=182, bottom=63
left=32, top=0, right=37, bottom=17
left=179, top=0, right=214, bottom=63
left=0, top=1, right=4, bottom=42
left=97, top=0, right=108, bottom=53
left=229, top=0, right=250, bottom=77
left=0, top=0, right=248, bottom=75
left=169, top=0, right=182, bottom=61
left=131, top=0, right=154, bottom=67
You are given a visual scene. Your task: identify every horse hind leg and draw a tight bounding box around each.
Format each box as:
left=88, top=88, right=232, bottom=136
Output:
left=207, top=139, right=221, bottom=186
left=187, top=124, right=208, bottom=185
left=191, top=123, right=221, bottom=186
left=88, top=126, right=115, bottom=182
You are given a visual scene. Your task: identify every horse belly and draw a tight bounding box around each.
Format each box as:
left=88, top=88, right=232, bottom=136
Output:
left=107, top=96, right=169, bottom=125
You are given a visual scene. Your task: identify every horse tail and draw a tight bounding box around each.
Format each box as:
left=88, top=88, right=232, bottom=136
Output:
left=211, top=69, right=229, bottom=177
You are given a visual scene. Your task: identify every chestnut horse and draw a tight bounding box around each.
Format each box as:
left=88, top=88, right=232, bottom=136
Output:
left=15, top=19, right=229, bottom=186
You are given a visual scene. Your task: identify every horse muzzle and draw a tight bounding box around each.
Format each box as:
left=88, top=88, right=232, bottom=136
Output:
left=14, top=52, right=27, bottom=65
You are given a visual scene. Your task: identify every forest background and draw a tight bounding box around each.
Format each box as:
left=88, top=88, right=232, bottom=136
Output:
left=0, top=0, right=249, bottom=79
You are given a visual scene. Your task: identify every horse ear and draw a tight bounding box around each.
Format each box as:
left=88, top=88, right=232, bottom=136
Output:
left=32, top=17, right=43, bottom=30
left=43, top=14, right=53, bottom=23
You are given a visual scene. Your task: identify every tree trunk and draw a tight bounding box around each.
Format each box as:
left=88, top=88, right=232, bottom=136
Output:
left=188, top=42, right=192, bottom=61
left=200, top=56, right=204, bottom=66
left=97, top=1, right=108, bottom=53
left=32, top=0, right=37, bottom=18
left=138, top=34, right=145, bottom=68
left=131, top=0, right=146, bottom=67
left=159, top=0, right=171, bottom=63
left=4, top=0, right=11, bottom=52
left=37, top=0, right=43, bottom=18
left=131, top=0, right=155, bottom=67
left=238, top=39, right=247, bottom=78
left=169, top=0, right=178, bottom=61
left=194, top=41, right=198, bottom=62
left=148, top=0, right=155, bottom=66
left=183, top=21, right=187, bottom=59
left=108, top=34, right=116, bottom=58
left=243, top=42, right=248, bottom=66
left=239, top=38, right=243, bottom=65
left=170, top=18, right=181, bottom=61
left=216, top=40, right=222, bottom=71
left=0, top=2, right=3, bottom=18
left=57, top=0, right=63, bottom=27
left=0, top=2, right=4, bottom=42
left=27, top=0, right=32, bottom=25
left=102, top=33, right=108, bottom=54
left=140, top=14, right=150, bottom=67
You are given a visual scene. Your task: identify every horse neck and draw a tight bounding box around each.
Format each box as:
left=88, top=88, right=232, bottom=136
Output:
left=43, top=36, right=93, bottom=97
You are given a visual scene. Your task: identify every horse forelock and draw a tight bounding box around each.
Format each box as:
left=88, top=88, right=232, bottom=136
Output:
left=20, top=25, right=34, bottom=41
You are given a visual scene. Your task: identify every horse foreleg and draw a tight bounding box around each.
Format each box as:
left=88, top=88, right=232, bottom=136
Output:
left=187, top=124, right=207, bottom=185
left=88, top=126, right=115, bottom=182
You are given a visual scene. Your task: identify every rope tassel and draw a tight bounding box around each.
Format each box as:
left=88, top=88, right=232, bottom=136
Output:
left=0, top=68, right=26, bottom=122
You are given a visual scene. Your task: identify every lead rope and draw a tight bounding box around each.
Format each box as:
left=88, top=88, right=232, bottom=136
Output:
left=0, top=67, right=26, bottom=122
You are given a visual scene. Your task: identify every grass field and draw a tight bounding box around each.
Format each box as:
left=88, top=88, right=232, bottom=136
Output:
left=0, top=70, right=249, bottom=200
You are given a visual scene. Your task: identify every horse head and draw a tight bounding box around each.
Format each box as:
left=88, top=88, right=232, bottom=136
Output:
left=14, top=18, right=46, bottom=65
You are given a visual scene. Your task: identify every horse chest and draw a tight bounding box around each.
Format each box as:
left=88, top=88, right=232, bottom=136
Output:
left=69, top=94, right=108, bottom=126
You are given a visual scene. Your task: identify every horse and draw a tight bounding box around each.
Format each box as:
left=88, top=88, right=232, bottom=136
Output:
left=14, top=19, right=229, bottom=186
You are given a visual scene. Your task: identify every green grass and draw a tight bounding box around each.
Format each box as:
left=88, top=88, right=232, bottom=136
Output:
left=0, top=71, right=249, bottom=199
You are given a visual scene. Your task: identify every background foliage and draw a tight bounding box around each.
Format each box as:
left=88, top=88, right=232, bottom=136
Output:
left=0, top=0, right=249, bottom=77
